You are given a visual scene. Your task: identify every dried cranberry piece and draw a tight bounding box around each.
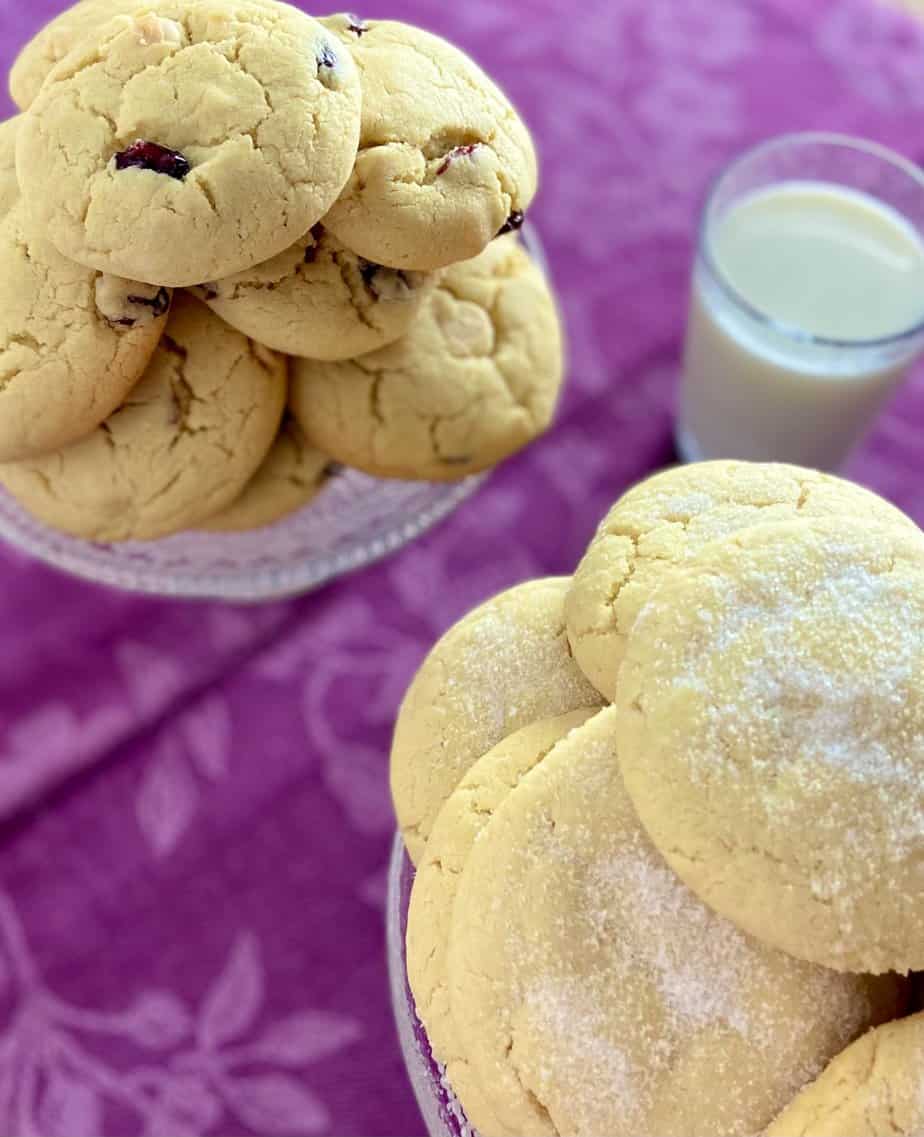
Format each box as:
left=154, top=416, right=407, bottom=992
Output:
left=436, top=144, right=479, bottom=177
left=304, top=222, right=326, bottom=265
left=358, top=259, right=378, bottom=289
left=97, top=276, right=172, bottom=328
left=128, top=287, right=171, bottom=319
left=115, top=140, right=190, bottom=180
left=316, top=42, right=345, bottom=89
left=358, top=263, right=420, bottom=302
left=497, top=210, right=525, bottom=237
left=317, top=43, right=339, bottom=71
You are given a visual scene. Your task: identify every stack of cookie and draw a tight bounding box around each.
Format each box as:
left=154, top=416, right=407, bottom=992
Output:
left=0, top=0, right=560, bottom=542
left=393, top=459, right=924, bottom=1137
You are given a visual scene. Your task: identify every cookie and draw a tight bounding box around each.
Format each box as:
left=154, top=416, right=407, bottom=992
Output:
left=194, top=225, right=439, bottom=361
left=11, top=0, right=139, bottom=110
left=0, top=117, right=21, bottom=218
left=17, top=1, right=362, bottom=286
left=567, top=461, right=920, bottom=701
left=615, top=519, right=924, bottom=973
left=447, top=706, right=905, bottom=1137
left=201, top=413, right=334, bottom=532
left=391, top=577, right=603, bottom=865
left=768, top=1012, right=924, bottom=1137
left=406, top=710, right=596, bottom=1097
left=290, top=236, right=563, bottom=481
left=9, top=0, right=290, bottom=110
left=0, top=293, right=286, bottom=541
left=0, top=201, right=169, bottom=461
left=321, top=15, right=537, bottom=271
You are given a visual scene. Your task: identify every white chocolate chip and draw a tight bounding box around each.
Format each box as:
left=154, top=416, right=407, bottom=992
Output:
left=132, top=15, right=184, bottom=47
left=439, top=302, right=495, bottom=357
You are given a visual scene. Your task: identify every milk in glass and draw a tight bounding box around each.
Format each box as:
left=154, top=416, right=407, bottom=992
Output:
left=679, top=180, right=924, bottom=469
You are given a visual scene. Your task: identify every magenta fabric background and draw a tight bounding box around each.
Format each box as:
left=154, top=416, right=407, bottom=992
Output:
left=0, top=1, right=921, bottom=1134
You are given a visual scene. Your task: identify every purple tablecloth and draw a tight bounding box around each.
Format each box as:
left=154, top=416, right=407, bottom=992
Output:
left=0, top=1, right=921, bottom=1134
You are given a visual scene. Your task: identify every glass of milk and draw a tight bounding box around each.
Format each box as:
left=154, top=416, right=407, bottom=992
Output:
left=677, top=133, right=924, bottom=470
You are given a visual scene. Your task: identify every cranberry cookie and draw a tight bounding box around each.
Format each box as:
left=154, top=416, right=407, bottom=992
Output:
left=289, top=236, right=562, bottom=481
left=0, top=202, right=169, bottom=462
left=0, top=294, right=286, bottom=541
left=321, top=15, right=537, bottom=271
left=195, top=226, right=439, bottom=361
left=17, top=2, right=361, bottom=286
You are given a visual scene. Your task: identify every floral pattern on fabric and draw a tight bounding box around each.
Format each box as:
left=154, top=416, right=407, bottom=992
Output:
left=0, top=0, right=920, bottom=1133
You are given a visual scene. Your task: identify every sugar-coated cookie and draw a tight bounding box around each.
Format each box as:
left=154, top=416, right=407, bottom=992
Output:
left=391, top=577, right=603, bottom=865
left=195, top=225, right=439, bottom=361
left=321, top=15, right=537, bottom=271
left=0, top=294, right=285, bottom=541
left=616, top=519, right=924, bottom=974
left=17, top=1, right=361, bottom=286
left=768, top=1011, right=924, bottom=1137
left=0, top=201, right=169, bottom=461
left=290, top=236, right=563, bottom=482
left=447, top=706, right=905, bottom=1137
left=201, top=413, right=334, bottom=532
left=566, top=461, right=919, bottom=701
left=407, top=709, right=596, bottom=1131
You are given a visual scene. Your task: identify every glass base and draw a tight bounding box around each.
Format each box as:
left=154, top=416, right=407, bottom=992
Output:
left=387, top=834, right=478, bottom=1137
left=672, top=416, right=863, bottom=473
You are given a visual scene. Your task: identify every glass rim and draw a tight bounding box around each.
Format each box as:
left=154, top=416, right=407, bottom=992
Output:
left=699, top=131, right=924, bottom=351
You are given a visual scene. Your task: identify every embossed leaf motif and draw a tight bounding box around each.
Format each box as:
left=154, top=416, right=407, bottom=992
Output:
left=322, top=743, right=393, bottom=837
left=228, top=1074, right=329, bottom=1135
left=251, top=1011, right=362, bottom=1066
left=198, top=932, right=263, bottom=1050
left=0, top=945, right=9, bottom=997
left=117, top=642, right=186, bottom=716
left=359, top=867, right=388, bottom=911
left=122, top=989, right=192, bottom=1050
left=208, top=606, right=256, bottom=651
left=180, top=696, right=232, bottom=782
left=38, top=1071, right=102, bottom=1137
left=207, top=605, right=282, bottom=653
left=7, top=704, right=76, bottom=760
left=136, top=737, right=200, bottom=859
left=158, top=1074, right=223, bottom=1133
